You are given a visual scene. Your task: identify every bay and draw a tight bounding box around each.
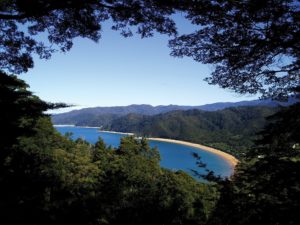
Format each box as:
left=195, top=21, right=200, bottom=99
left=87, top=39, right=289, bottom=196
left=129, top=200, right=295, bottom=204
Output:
left=55, top=126, right=233, bottom=178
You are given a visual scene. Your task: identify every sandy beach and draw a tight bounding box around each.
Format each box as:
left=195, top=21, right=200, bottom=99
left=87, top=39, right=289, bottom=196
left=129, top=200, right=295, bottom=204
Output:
left=147, top=138, right=239, bottom=169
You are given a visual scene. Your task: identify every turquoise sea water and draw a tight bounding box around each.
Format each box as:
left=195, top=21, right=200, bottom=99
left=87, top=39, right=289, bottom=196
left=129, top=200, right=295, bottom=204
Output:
left=55, top=126, right=233, bottom=178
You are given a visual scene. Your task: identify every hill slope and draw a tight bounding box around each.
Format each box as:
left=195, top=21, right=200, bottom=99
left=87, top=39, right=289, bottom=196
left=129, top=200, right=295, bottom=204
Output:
left=51, top=98, right=297, bottom=126
left=103, top=106, right=278, bottom=157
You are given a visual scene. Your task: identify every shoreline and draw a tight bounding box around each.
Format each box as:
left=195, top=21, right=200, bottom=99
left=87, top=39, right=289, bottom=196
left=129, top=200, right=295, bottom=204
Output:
left=98, top=130, right=135, bottom=135
left=54, top=125, right=239, bottom=169
left=147, top=138, right=239, bottom=169
left=53, top=125, right=134, bottom=135
left=53, top=124, right=101, bottom=128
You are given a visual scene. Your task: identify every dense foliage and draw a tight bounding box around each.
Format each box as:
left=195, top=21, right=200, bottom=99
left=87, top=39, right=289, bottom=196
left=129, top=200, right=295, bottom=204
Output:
left=0, top=0, right=179, bottom=74
left=0, top=72, right=216, bottom=225
left=170, top=0, right=300, bottom=99
left=207, top=102, right=300, bottom=225
left=103, top=107, right=277, bottom=157
left=2, top=72, right=299, bottom=225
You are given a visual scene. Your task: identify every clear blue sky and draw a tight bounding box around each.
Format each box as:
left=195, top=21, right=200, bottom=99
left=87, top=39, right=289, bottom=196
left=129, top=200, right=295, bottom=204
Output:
left=20, top=15, right=257, bottom=113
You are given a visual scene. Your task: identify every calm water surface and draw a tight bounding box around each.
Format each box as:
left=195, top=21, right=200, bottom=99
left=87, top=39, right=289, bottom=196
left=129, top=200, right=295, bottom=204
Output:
left=55, top=126, right=233, bottom=178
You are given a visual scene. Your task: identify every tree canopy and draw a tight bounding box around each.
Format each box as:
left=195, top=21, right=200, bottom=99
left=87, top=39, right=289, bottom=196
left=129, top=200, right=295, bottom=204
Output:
left=1, top=1, right=299, bottom=99
left=169, top=0, right=300, bottom=99
left=0, top=0, right=179, bottom=74
left=207, top=102, right=300, bottom=225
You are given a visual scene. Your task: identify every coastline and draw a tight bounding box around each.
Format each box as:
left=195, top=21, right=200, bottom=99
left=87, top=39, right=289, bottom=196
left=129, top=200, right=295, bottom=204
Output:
left=53, top=124, right=101, bottom=128
left=98, top=130, right=134, bottom=135
left=147, top=137, right=239, bottom=169
left=54, top=125, right=239, bottom=169
left=53, top=125, right=134, bottom=135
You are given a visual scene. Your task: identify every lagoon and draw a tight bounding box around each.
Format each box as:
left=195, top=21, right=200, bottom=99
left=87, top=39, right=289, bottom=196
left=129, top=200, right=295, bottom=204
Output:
left=55, top=126, right=233, bottom=178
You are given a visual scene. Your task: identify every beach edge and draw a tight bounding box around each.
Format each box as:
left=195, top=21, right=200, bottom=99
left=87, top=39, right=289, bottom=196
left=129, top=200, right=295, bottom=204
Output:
left=147, top=137, right=239, bottom=170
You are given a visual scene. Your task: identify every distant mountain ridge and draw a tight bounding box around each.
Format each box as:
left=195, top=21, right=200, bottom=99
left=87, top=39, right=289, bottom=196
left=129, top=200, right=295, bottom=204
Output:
left=52, top=98, right=298, bottom=126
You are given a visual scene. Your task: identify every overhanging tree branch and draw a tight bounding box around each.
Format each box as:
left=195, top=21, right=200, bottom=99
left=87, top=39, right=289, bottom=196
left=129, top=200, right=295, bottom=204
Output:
left=0, top=12, right=28, bottom=19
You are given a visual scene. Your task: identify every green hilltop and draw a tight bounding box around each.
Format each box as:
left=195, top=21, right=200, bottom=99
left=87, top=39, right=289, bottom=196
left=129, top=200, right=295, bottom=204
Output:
left=102, top=106, right=278, bottom=158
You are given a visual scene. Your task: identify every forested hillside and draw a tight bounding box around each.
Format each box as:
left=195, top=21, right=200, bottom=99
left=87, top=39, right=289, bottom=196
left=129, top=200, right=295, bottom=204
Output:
left=53, top=113, right=120, bottom=127
left=103, top=107, right=278, bottom=157
left=51, top=99, right=297, bottom=126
